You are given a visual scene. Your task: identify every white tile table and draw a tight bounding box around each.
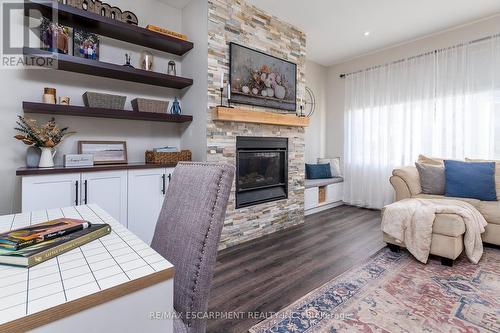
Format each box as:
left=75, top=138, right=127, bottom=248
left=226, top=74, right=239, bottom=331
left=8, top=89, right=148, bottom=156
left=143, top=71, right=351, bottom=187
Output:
left=0, top=204, right=174, bottom=333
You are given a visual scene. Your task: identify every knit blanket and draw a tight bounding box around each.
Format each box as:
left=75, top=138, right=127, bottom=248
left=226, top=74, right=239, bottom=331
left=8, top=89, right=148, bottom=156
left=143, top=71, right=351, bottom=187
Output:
left=382, top=199, right=487, bottom=264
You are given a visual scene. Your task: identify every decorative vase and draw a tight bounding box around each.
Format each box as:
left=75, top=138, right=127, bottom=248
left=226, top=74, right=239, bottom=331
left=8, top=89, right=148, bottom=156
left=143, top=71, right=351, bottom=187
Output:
left=26, top=146, right=41, bottom=168
left=38, top=147, right=56, bottom=168
left=170, top=97, right=182, bottom=115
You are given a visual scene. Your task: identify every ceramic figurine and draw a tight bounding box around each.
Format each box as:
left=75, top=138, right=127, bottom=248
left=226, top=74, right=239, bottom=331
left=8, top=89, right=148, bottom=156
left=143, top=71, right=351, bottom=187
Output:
left=170, top=97, right=181, bottom=115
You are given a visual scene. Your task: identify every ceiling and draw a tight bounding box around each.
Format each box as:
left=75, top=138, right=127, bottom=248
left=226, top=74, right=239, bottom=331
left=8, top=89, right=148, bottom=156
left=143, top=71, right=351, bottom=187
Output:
left=247, top=0, right=500, bottom=66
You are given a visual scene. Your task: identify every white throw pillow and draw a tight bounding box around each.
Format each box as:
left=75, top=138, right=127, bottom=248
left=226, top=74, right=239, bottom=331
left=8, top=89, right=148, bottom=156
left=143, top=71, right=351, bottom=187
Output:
left=318, top=157, right=342, bottom=177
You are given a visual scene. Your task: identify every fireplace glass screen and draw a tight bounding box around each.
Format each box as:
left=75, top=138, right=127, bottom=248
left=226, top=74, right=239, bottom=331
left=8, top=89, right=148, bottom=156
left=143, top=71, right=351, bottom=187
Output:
left=238, top=151, right=286, bottom=190
left=236, top=137, right=288, bottom=208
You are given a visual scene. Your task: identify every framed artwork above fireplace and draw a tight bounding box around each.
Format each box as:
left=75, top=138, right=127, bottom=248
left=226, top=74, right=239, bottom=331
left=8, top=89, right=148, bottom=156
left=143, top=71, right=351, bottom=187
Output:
left=229, top=43, right=297, bottom=112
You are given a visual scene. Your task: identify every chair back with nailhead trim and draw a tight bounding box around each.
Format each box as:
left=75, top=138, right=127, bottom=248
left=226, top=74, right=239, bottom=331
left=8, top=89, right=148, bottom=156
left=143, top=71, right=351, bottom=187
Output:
left=152, top=162, right=235, bottom=333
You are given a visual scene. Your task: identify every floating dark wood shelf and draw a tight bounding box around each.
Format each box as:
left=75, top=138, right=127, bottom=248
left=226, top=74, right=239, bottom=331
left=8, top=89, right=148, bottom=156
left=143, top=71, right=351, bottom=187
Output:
left=23, top=102, right=193, bottom=123
left=23, top=48, right=193, bottom=89
left=24, top=0, right=193, bottom=55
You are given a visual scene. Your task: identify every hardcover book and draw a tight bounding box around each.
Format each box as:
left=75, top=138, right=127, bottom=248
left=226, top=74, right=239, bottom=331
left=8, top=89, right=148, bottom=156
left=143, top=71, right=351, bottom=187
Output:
left=146, top=24, right=188, bottom=41
left=0, top=224, right=111, bottom=267
left=0, top=218, right=90, bottom=250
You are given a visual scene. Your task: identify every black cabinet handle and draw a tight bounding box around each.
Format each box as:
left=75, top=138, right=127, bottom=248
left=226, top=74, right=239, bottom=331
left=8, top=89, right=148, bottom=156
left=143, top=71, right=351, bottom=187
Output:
left=84, top=180, right=88, bottom=204
left=75, top=181, right=79, bottom=205
left=168, top=174, right=171, bottom=182
left=162, top=174, right=166, bottom=195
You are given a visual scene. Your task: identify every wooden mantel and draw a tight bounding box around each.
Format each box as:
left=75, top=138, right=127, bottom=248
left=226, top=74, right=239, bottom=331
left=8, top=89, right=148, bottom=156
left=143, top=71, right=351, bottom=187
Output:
left=212, top=107, right=310, bottom=127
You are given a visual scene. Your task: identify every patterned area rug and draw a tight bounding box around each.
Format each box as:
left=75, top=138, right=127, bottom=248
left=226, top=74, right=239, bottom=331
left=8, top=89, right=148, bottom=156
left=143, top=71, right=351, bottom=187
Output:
left=249, top=247, right=500, bottom=333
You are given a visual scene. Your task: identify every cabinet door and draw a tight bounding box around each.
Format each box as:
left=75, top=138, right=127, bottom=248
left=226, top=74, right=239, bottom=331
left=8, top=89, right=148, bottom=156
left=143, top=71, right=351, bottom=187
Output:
left=326, top=183, right=343, bottom=203
left=82, top=171, right=128, bottom=226
left=128, top=168, right=169, bottom=244
left=304, top=187, right=319, bottom=210
left=22, top=174, right=81, bottom=213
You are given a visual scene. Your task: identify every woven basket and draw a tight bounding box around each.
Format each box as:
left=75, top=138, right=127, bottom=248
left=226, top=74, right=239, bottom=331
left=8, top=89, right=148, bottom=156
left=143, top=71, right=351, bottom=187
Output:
left=145, top=150, right=192, bottom=164
left=83, top=92, right=126, bottom=110
left=131, top=98, right=169, bottom=113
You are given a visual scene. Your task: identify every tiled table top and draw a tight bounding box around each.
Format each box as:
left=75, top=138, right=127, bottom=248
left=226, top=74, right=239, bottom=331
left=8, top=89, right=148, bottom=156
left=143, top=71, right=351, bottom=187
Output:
left=0, top=204, right=174, bottom=332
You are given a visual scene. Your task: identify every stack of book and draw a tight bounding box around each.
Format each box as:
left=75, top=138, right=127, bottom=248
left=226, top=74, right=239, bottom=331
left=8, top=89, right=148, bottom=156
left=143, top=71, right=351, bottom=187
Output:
left=0, top=218, right=111, bottom=267
left=146, top=25, right=188, bottom=41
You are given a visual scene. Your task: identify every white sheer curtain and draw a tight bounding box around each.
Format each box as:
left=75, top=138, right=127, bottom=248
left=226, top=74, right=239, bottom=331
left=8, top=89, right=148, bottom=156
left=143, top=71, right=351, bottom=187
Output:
left=343, top=36, right=500, bottom=209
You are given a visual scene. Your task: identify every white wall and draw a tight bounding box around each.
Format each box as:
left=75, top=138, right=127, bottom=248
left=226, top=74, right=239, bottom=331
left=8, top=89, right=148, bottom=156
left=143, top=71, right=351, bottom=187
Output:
left=325, top=14, right=500, bottom=160
left=180, top=0, right=208, bottom=161
left=0, top=0, right=199, bottom=214
left=304, top=60, right=327, bottom=163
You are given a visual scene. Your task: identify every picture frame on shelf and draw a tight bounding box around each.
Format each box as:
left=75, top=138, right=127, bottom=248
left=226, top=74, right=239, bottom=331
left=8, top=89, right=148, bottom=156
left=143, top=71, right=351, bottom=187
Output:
left=39, top=17, right=72, bottom=55
left=73, top=29, right=100, bottom=60
left=78, top=141, right=128, bottom=165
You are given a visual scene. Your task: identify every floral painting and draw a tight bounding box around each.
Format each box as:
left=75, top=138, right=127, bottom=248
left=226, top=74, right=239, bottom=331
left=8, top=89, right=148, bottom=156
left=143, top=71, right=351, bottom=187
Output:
left=230, top=43, right=297, bottom=111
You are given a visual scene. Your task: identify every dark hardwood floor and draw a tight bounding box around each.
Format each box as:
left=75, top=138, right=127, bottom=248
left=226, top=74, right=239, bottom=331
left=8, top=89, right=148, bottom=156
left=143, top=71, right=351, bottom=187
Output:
left=207, top=205, right=385, bottom=333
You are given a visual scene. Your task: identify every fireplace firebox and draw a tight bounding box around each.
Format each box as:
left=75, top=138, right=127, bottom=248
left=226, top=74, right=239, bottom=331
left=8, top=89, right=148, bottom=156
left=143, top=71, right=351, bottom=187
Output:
left=236, top=136, right=288, bottom=208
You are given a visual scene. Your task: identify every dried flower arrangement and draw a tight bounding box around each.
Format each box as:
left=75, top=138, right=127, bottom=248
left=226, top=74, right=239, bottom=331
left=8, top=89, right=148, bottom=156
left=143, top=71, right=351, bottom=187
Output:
left=14, top=116, right=75, bottom=148
left=239, top=64, right=290, bottom=100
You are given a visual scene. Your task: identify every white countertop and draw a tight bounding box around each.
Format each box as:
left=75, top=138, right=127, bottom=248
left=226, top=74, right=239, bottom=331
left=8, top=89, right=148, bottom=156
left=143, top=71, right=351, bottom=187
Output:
left=0, top=204, right=173, bottom=332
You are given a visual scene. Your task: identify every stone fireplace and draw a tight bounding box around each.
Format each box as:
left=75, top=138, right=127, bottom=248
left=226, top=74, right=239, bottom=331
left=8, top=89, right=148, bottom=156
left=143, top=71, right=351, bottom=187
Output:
left=207, top=0, right=306, bottom=250
left=236, top=137, right=288, bottom=208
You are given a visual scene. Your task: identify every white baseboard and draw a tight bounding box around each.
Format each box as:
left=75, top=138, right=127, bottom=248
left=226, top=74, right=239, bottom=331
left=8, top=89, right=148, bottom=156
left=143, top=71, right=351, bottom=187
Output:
left=305, top=201, right=344, bottom=216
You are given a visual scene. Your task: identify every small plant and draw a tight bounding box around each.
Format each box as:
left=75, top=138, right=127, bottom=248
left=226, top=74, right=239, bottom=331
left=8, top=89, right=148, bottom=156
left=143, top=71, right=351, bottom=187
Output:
left=14, top=116, right=75, bottom=148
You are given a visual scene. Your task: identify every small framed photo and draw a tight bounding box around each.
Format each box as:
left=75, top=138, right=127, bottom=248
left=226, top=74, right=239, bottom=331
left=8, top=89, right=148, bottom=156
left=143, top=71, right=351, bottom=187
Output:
left=78, top=141, right=128, bottom=165
left=73, top=28, right=100, bottom=60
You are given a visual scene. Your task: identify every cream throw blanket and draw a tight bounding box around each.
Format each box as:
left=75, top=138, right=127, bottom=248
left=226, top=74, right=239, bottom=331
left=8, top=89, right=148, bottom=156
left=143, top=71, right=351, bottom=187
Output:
left=382, top=199, right=487, bottom=264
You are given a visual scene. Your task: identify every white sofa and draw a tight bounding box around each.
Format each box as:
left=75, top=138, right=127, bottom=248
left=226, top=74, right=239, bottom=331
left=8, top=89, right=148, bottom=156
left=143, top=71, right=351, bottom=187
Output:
left=387, top=158, right=500, bottom=265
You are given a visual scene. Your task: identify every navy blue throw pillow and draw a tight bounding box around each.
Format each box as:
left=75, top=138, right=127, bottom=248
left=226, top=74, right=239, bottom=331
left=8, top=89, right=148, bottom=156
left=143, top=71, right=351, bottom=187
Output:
left=444, top=160, right=497, bottom=201
left=306, top=163, right=332, bottom=179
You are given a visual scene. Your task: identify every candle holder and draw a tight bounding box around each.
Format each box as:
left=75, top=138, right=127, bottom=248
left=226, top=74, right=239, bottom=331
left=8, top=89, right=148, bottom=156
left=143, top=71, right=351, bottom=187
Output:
left=297, top=104, right=306, bottom=117
left=226, top=83, right=234, bottom=108
left=218, top=82, right=234, bottom=108
left=219, top=86, right=224, bottom=107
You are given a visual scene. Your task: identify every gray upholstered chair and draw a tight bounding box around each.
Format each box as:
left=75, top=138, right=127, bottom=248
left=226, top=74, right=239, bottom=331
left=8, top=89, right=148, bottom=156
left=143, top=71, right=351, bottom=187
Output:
left=151, top=162, right=235, bottom=333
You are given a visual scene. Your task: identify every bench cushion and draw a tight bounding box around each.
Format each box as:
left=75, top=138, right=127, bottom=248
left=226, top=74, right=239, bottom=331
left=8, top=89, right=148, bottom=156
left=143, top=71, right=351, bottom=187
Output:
left=305, top=177, right=343, bottom=189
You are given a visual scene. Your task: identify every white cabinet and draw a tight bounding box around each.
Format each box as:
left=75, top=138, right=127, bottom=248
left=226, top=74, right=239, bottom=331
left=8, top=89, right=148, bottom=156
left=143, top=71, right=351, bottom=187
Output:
left=128, top=168, right=173, bottom=245
left=304, top=182, right=344, bottom=216
left=326, top=183, right=343, bottom=203
left=82, top=171, right=128, bottom=226
left=304, top=187, right=318, bottom=210
left=20, top=167, right=174, bottom=244
left=22, top=173, right=80, bottom=212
